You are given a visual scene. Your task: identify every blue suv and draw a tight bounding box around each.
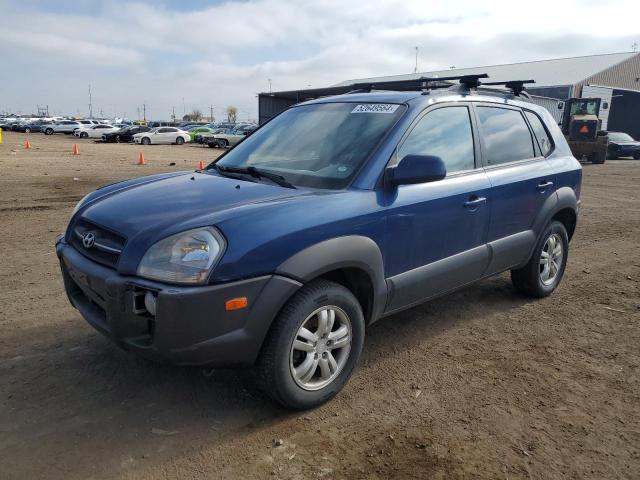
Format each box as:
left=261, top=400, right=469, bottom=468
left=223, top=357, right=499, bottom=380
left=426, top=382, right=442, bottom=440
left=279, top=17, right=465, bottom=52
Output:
left=56, top=77, right=582, bottom=409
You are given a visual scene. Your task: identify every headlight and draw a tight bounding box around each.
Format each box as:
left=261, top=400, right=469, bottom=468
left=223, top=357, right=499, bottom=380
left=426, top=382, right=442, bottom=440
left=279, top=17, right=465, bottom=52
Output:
left=137, top=227, right=225, bottom=284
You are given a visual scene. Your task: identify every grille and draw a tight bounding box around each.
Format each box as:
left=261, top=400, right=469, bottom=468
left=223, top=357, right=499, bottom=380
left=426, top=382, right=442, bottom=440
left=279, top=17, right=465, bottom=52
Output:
left=70, top=218, right=126, bottom=269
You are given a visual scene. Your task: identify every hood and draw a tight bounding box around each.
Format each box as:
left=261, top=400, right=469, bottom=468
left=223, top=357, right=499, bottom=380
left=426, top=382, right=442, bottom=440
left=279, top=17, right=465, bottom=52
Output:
left=78, top=170, right=309, bottom=249
left=614, top=142, right=640, bottom=147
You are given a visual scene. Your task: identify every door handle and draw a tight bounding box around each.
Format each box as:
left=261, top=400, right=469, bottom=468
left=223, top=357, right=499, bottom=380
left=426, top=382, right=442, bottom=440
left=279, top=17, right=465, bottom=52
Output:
left=537, top=181, right=554, bottom=191
left=464, top=196, right=487, bottom=209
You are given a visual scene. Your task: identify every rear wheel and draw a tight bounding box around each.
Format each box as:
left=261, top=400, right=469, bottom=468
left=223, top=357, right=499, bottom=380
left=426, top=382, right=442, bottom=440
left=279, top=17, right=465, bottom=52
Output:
left=634, top=153, right=640, bottom=160
left=511, top=221, right=569, bottom=298
left=24, top=127, right=31, bottom=133
left=219, top=139, right=229, bottom=148
left=44, top=128, right=53, bottom=135
left=175, top=136, right=185, bottom=145
left=141, top=137, right=151, bottom=145
left=257, top=279, right=365, bottom=409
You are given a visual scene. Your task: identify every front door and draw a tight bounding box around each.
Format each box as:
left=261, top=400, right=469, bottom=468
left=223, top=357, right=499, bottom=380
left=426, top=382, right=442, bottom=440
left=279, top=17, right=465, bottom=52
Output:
left=384, top=104, right=492, bottom=312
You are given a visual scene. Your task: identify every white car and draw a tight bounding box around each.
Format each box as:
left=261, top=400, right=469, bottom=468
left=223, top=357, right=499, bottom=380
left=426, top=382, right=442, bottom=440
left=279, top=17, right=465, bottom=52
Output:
left=133, top=127, right=190, bottom=145
left=44, top=120, right=82, bottom=135
left=74, top=124, right=120, bottom=138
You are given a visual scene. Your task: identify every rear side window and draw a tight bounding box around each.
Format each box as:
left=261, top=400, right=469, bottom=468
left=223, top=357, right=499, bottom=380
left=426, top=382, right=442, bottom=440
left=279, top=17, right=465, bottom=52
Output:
left=524, top=111, right=553, bottom=156
left=398, top=106, right=475, bottom=173
left=476, top=107, right=535, bottom=166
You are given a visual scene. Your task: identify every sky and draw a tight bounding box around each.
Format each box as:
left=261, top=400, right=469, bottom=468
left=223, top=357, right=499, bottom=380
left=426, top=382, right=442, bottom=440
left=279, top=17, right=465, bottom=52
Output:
left=0, top=0, right=638, bottom=121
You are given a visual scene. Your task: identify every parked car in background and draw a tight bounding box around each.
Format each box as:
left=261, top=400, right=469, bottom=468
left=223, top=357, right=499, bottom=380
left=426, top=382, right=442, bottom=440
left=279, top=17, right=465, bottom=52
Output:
left=187, top=126, right=217, bottom=142
left=207, top=127, right=256, bottom=148
left=195, top=128, right=226, bottom=144
left=74, top=124, right=120, bottom=138
left=44, top=121, right=82, bottom=135
left=16, top=120, right=54, bottom=133
left=607, top=132, right=640, bottom=159
left=102, top=125, right=151, bottom=143
left=133, top=127, right=190, bottom=145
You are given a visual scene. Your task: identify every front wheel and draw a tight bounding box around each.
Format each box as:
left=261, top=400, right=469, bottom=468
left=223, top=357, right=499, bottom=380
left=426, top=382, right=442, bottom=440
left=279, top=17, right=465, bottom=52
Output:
left=257, top=279, right=365, bottom=410
left=44, top=128, right=53, bottom=135
left=24, top=127, right=31, bottom=133
left=175, top=136, right=185, bottom=145
left=511, top=221, right=569, bottom=298
left=141, top=137, right=151, bottom=145
left=80, top=132, right=88, bottom=138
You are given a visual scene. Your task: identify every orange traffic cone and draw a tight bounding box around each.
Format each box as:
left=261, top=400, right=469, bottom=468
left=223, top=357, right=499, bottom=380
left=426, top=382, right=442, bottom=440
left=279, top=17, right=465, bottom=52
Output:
left=24, top=139, right=31, bottom=149
left=137, top=151, right=146, bottom=165
left=199, top=160, right=205, bottom=170
left=73, top=143, right=80, bottom=155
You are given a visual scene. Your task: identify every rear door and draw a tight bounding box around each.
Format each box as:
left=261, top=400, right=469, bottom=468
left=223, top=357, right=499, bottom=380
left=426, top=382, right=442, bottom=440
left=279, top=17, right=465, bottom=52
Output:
left=473, top=103, right=555, bottom=274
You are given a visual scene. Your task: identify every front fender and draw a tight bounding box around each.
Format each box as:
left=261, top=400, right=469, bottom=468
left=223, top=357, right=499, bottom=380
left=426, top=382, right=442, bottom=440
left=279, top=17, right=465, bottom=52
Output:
left=275, top=235, right=387, bottom=323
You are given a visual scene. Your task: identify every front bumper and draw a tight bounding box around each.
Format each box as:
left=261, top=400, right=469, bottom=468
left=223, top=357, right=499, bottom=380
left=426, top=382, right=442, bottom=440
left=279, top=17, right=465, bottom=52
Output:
left=56, top=239, right=301, bottom=366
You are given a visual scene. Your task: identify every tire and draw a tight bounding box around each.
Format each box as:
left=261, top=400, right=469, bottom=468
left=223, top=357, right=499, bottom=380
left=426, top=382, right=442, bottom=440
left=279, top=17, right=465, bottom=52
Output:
left=591, top=150, right=606, bottom=164
left=219, top=139, right=229, bottom=148
left=511, top=220, right=569, bottom=298
left=44, top=128, right=53, bottom=135
left=115, top=135, right=121, bottom=143
left=80, top=132, right=88, bottom=138
left=257, top=279, right=365, bottom=410
left=634, top=153, right=640, bottom=160
left=24, top=127, right=31, bottom=133
left=207, top=142, right=216, bottom=148
left=141, top=137, right=151, bottom=145
left=175, top=136, right=185, bottom=145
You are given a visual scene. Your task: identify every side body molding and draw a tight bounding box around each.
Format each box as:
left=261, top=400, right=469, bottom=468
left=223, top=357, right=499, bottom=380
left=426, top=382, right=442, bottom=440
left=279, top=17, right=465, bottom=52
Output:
left=276, top=236, right=388, bottom=324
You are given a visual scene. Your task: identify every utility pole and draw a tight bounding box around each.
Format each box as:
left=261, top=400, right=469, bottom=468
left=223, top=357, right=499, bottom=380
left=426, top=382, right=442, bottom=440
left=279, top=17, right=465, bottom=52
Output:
left=414, top=46, right=419, bottom=73
left=182, top=97, right=186, bottom=116
left=268, top=78, right=272, bottom=94
left=172, top=106, right=176, bottom=123
left=88, top=84, right=93, bottom=118
left=633, top=41, right=638, bottom=52
left=210, top=105, right=214, bottom=122
left=143, top=103, right=146, bottom=122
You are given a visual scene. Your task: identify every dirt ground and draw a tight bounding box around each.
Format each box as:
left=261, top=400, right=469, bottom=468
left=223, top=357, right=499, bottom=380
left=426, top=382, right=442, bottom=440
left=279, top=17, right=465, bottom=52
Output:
left=0, top=131, right=638, bottom=480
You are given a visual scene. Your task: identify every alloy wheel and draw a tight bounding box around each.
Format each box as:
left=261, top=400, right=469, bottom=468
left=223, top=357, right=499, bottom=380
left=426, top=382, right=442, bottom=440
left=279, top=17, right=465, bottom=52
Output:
left=289, top=306, right=352, bottom=391
left=540, top=233, right=563, bottom=285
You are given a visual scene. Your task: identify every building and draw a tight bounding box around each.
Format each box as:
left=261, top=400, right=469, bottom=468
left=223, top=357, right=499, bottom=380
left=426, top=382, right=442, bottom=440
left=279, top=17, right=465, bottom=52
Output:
left=258, top=52, right=640, bottom=138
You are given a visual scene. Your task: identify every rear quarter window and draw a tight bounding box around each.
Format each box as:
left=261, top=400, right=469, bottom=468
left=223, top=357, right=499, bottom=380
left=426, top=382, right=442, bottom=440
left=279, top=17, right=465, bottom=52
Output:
left=524, top=110, right=554, bottom=156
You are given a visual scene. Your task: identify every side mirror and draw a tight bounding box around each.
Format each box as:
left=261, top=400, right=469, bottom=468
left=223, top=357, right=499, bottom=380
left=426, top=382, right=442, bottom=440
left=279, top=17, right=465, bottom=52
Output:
left=386, top=154, right=446, bottom=186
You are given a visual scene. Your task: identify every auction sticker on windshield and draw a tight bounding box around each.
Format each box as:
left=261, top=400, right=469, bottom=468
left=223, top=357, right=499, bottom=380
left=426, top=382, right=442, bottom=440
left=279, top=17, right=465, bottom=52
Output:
left=351, top=104, right=400, bottom=114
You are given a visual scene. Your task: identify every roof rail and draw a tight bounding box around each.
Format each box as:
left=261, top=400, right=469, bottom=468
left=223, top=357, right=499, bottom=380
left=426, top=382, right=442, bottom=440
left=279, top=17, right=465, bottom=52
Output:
left=480, top=80, right=535, bottom=96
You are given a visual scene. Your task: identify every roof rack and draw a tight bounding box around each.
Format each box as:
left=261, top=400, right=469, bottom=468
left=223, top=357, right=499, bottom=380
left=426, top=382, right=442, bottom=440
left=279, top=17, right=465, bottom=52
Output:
left=348, top=73, right=489, bottom=93
left=480, top=80, right=535, bottom=96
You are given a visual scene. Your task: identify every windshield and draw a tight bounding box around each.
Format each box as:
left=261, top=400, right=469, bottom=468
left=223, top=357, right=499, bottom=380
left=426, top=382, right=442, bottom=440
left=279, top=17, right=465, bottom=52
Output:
left=216, top=102, right=405, bottom=189
left=608, top=132, right=634, bottom=142
left=570, top=99, right=599, bottom=116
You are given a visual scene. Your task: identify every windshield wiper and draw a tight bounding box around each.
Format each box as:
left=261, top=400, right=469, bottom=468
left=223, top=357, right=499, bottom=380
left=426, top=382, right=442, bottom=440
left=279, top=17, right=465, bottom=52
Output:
left=213, top=165, right=296, bottom=189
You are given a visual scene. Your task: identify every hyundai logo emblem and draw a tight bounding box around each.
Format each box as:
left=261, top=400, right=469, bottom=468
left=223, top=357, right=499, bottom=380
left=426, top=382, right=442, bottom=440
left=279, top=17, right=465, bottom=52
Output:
left=82, top=232, right=95, bottom=249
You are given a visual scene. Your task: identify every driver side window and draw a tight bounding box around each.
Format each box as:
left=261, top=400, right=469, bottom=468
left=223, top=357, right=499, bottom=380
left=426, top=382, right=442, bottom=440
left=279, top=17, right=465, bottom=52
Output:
left=398, top=106, right=475, bottom=174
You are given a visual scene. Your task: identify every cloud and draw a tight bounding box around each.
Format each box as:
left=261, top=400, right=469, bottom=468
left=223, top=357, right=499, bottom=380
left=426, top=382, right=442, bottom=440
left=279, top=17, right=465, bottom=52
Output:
left=0, top=0, right=638, bottom=119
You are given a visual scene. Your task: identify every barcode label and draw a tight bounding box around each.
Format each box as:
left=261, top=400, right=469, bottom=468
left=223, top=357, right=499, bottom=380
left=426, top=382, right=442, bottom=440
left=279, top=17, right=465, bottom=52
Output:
left=351, top=104, right=400, bottom=114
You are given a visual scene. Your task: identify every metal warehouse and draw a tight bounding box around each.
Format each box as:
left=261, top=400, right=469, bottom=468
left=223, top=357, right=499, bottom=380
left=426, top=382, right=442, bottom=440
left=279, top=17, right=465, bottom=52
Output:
left=259, top=52, right=640, bottom=138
